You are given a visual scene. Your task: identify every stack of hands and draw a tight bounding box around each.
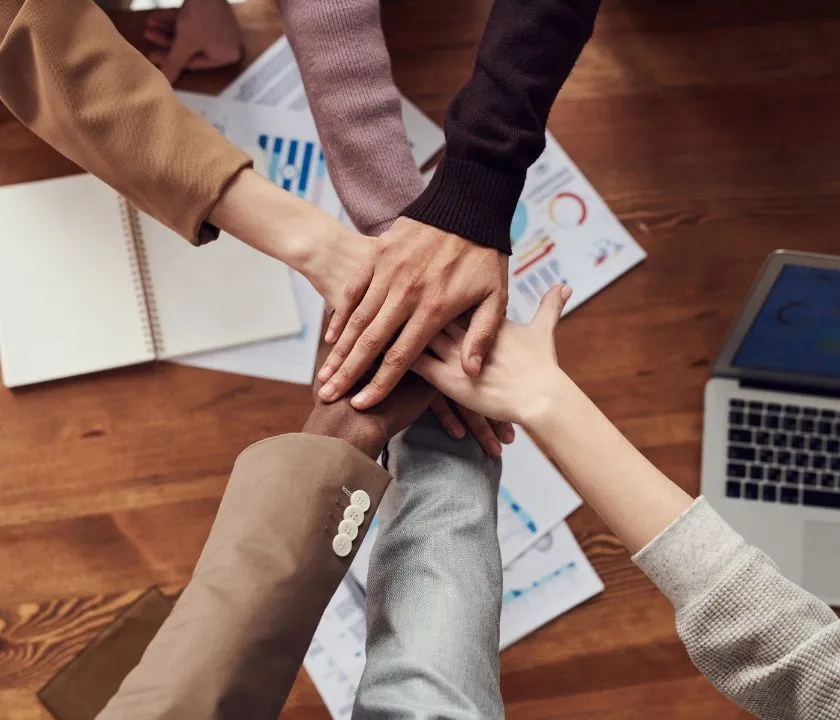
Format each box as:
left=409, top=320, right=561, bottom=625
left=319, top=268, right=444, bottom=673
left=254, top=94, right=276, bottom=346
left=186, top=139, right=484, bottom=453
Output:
left=212, top=168, right=515, bottom=457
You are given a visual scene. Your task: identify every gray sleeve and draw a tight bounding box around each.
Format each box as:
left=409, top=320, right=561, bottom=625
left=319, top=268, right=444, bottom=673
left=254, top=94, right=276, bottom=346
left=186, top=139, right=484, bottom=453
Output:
left=352, top=411, right=504, bottom=720
left=633, top=497, right=840, bottom=719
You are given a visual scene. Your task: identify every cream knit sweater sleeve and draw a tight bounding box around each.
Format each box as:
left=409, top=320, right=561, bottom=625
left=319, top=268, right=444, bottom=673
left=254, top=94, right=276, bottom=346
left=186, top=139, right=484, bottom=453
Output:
left=634, top=497, right=840, bottom=719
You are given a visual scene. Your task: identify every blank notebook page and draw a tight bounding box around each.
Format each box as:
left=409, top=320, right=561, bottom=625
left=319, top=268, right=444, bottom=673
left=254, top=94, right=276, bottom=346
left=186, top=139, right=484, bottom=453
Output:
left=0, top=175, right=152, bottom=388
left=136, top=213, right=301, bottom=359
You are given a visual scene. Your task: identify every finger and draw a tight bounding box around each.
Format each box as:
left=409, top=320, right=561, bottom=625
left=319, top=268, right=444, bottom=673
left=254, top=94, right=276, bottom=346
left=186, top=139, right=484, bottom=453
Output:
left=491, top=420, right=516, bottom=444
left=147, top=49, right=168, bottom=68
left=159, top=39, right=200, bottom=85
left=442, top=321, right=467, bottom=343
left=147, top=8, right=178, bottom=29
left=317, top=282, right=389, bottom=392
left=430, top=396, right=466, bottom=440
left=427, top=332, right=458, bottom=362
left=144, top=26, right=174, bottom=49
left=351, top=314, right=442, bottom=410
left=460, top=407, right=503, bottom=458
left=318, top=298, right=407, bottom=402
left=533, top=284, right=573, bottom=334
left=461, top=294, right=505, bottom=377
left=324, top=271, right=372, bottom=345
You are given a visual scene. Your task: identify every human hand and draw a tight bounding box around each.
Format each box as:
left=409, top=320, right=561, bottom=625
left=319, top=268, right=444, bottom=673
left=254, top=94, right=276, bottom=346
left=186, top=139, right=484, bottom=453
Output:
left=412, top=285, right=573, bottom=427
left=429, top=396, right=514, bottom=459
left=144, top=0, right=242, bottom=85
left=303, top=342, right=437, bottom=459
left=317, top=217, right=509, bottom=410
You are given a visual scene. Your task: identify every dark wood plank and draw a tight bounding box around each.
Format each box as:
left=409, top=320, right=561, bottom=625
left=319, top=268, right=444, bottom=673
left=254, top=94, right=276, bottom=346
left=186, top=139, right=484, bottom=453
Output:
left=3, top=0, right=839, bottom=717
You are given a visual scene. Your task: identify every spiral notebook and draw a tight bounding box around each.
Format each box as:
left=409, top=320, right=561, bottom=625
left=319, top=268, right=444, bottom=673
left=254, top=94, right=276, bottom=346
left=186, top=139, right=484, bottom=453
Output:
left=0, top=174, right=301, bottom=388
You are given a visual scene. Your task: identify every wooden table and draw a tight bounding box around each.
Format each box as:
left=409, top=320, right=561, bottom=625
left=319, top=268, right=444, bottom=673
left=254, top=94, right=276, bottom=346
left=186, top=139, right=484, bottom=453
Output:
left=2, top=1, right=839, bottom=717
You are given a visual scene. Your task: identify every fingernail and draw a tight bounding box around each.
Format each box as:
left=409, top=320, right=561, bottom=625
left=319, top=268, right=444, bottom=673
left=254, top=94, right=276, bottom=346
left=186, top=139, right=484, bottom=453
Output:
left=490, top=441, right=502, bottom=458
left=351, top=390, right=371, bottom=409
left=470, top=355, right=483, bottom=373
left=451, top=426, right=466, bottom=439
left=317, top=364, right=333, bottom=382
left=502, top=429, right=515, bottom=444
left=324, top=329, right=335, bottom=343
left=560, top=285, right=572, bottom=300
left=319, top=383, right=337, bottom=402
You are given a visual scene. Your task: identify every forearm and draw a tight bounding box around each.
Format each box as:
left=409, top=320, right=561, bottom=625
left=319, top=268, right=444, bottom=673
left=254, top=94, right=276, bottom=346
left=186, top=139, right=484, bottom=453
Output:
left=0, top=0, right=251, bottom=244
left=209, top=168, right=346, bottom=272
left=403, top=0, right=600, bottom=253
left=634, top=499, right=840, bottom=717
left=276, top=0, right=423, bottom=235
left=99, top=433, right=390, bottom=720
left=524, top=371, right=692, bottom=554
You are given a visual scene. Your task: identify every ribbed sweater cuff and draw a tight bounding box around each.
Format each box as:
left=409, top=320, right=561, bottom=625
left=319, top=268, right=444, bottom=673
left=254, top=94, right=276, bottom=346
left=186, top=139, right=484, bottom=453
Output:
left=402, top=154, right=522, bottom=255
left=632, top=497, right=747, bottom=611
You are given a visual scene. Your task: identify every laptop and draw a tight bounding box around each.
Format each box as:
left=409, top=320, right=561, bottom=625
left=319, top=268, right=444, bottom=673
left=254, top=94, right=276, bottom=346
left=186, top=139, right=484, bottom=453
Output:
left=701, top=250, right=840, bottom=604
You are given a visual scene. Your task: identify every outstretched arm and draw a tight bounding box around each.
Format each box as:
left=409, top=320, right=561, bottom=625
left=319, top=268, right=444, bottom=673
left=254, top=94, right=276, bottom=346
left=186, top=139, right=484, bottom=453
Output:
left=414, top=285, right=840, bottom=718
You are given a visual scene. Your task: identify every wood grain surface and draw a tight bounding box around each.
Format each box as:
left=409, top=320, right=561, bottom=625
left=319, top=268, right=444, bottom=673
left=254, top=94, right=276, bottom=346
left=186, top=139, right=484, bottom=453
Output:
left=2, top=0, right=840, bottom=717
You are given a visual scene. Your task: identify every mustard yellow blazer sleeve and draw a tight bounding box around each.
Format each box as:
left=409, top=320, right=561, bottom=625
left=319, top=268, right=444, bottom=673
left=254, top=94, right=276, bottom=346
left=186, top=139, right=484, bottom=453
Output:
left=0, top=0, right=252, bottom=244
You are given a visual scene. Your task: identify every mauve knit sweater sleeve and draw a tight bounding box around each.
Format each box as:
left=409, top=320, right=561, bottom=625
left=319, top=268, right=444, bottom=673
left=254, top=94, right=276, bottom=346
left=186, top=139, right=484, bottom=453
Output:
left=275, top=0, right=424, bottom=236
left=404, top=0, right=601, bottom=254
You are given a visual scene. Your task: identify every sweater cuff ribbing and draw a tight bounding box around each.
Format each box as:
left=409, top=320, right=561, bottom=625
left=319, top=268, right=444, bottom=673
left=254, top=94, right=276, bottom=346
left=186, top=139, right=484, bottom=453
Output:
left=402, top=154, right=522, bottom=255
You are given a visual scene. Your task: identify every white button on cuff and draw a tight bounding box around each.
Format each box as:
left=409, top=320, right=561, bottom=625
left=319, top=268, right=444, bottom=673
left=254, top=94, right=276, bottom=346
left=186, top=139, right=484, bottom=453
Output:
left=350, top=489, right=371, bottom=513
left=332, top=533, right=352, bottom=557
left=343, top=505, right=364, bottom=526
left=337, top=519, right=359, bottom=540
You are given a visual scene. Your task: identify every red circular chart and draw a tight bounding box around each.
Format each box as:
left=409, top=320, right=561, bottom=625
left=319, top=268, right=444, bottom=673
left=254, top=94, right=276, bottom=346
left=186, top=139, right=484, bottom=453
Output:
left=548, top=192, right=587, bottom=227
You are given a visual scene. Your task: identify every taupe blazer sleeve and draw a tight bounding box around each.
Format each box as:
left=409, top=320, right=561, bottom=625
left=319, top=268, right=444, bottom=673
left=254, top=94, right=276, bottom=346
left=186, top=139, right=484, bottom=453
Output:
left=0, top=0, right=252, bottom=244
left=97, top=433, right=391, bottom=720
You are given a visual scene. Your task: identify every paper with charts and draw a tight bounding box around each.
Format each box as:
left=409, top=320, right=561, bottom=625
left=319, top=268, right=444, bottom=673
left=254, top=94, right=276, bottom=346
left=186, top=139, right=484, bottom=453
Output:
left=304, top=523, right=602, bottom=719
left=505, top=133, right=646, bottom=323
left=347, top=428, right=583, bottom=591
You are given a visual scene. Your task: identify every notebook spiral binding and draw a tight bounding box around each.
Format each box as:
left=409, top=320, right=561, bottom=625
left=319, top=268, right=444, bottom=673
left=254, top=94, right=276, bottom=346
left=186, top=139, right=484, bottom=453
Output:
left=119, top=198, right=163, bottom=357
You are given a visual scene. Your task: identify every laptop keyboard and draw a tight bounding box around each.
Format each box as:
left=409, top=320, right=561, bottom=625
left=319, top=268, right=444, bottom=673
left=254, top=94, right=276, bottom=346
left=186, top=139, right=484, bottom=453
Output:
left=726, top=399, right=840, bottom=508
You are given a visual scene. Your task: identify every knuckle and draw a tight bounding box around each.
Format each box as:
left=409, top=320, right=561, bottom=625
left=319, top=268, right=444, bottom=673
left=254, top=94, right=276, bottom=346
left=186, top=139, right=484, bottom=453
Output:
left=343, top=282, right=363, bottom=304
left=329, top=345, right=348, bottom=363
left=383, top=345, right=411, bottom=370
left=404, top=272, right=425, bottom=295
left=348, top=310, right=371, bottom=332
left=357, top=331, right=382, bottom=354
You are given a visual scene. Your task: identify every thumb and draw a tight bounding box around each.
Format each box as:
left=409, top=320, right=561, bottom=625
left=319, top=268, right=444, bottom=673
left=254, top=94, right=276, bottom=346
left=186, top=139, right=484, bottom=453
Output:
left=461, top=294, right=505, bottom=377
left=159, top=37, right=200, bottom=85
left=533, top=284, right=572, bottom=335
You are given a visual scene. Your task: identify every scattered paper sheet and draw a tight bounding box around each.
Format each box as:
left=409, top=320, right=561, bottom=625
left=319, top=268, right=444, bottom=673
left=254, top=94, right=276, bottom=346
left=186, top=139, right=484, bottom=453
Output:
left=219, top=36, right=445, bottom=168
left=506, top=134, right=646, bottom=323
left=175, top=271, right=323, bottom=385
left=348, top=428, right=582, bottom=590
left=305, top=522, right=602, bottom=718
left=499, top=522, right=604, bottom=649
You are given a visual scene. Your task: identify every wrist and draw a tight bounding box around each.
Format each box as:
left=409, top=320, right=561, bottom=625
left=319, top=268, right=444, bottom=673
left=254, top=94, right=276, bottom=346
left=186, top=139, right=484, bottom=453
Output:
left=209, top=168, right=319, bottom=271
left=518, top=369, right=585, bottom=438
left=302, top=405, right=386, bottom=460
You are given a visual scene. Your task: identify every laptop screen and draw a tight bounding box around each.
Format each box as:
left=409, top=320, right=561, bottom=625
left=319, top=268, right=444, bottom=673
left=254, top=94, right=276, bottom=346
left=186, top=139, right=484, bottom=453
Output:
left=732, top=265, right=840, bottom=380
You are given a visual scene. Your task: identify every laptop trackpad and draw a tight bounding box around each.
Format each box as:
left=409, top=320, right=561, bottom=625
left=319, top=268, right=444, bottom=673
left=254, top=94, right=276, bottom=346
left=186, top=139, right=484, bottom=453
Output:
left=803, top=521, right=840, bottom=601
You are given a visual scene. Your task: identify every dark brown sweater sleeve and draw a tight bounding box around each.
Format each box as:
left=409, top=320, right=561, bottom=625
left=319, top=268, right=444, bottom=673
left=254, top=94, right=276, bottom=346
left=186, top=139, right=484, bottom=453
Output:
left=402, top=0, right=601, bottom=254
left=0, top=0, right=252, bottom=244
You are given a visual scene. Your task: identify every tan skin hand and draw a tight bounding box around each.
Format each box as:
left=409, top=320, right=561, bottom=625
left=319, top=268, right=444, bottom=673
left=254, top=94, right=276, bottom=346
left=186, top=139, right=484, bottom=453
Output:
left=144, top=0, right=243, bottom=85
left=317, top=217, right=509, bottom=411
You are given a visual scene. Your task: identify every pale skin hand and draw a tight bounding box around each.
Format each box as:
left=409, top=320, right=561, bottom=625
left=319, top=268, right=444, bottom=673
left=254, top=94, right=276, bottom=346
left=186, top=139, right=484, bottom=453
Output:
left=317, top=217, right=509, bottom=411
left=414, top=284, right=693, bottom=554
left=144, top=0, right=242, bottom=85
